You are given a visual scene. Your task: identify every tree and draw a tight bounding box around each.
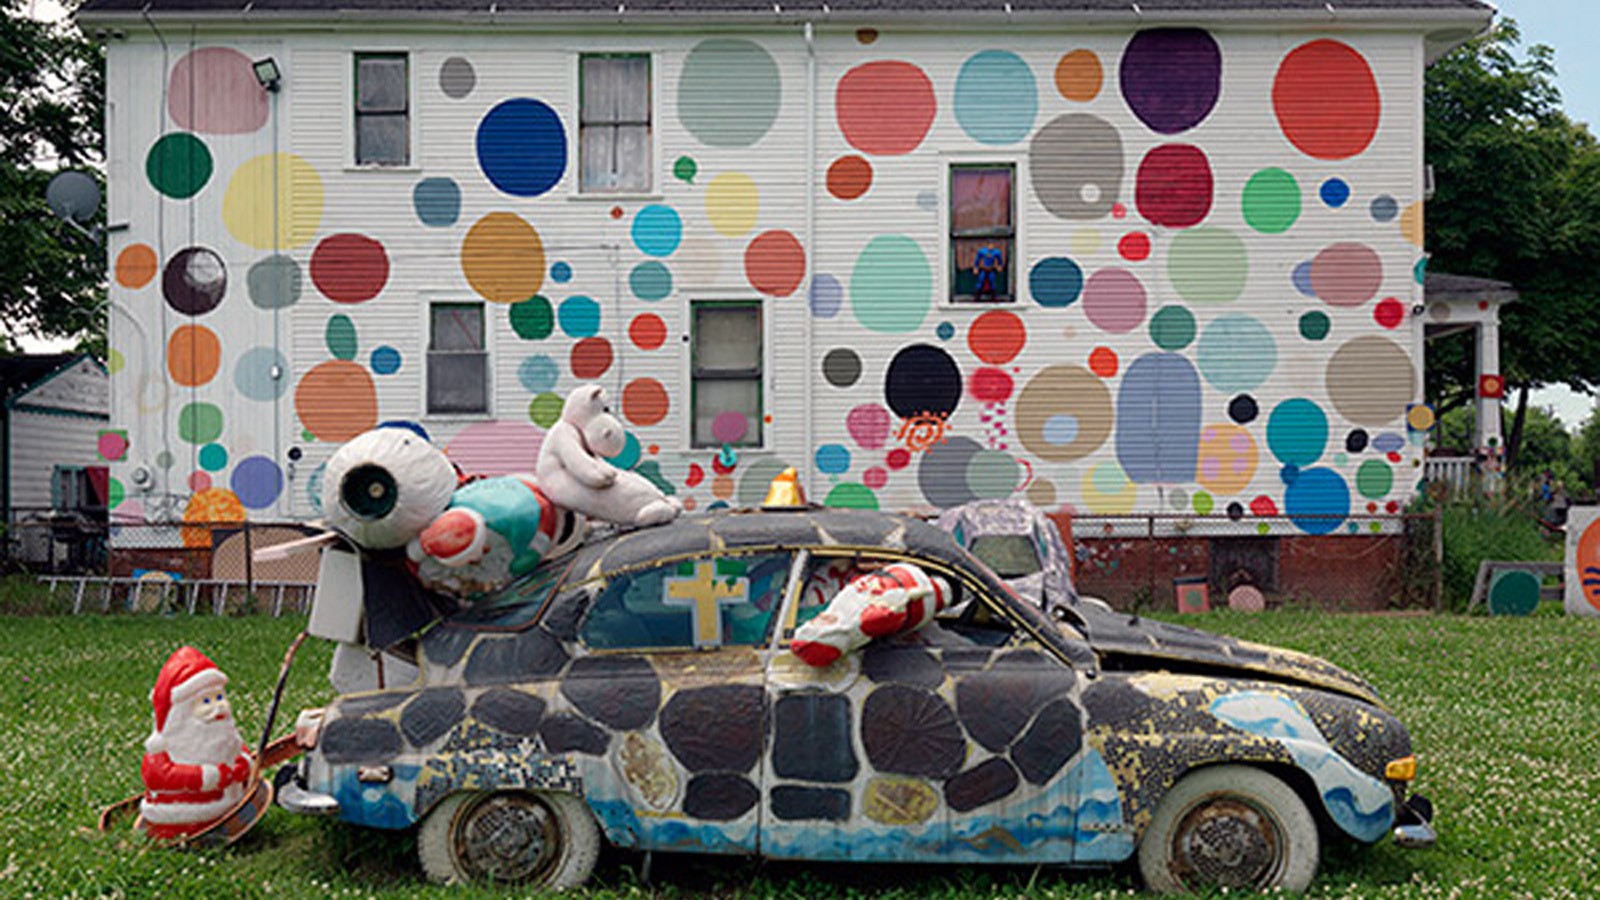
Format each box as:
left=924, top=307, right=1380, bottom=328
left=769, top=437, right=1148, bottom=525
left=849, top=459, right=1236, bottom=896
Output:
left=0, top=0, right=104, bottom=352
left=1425, top=20, right=1600, bottom=470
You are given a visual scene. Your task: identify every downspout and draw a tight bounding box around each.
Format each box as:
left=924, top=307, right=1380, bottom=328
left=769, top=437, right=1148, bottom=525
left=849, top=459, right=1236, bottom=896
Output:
left=803, top=20, right=816, bottom=492
left=142, top=5, right=174, bottom=515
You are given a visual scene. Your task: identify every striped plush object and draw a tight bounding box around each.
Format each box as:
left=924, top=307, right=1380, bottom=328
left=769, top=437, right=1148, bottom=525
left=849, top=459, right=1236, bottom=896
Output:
left=790, top=563, right=950, bottom=667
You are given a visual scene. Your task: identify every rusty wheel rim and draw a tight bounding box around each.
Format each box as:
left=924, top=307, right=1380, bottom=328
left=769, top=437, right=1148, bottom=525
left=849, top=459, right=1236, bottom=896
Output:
left=452, top=793, right=562, bottom=884
left=1168, top=794, right=1286, bottom=890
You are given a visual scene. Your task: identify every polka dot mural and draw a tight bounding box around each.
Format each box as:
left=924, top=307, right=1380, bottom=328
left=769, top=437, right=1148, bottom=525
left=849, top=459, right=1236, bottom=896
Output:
left=679, top=39, right=781, bottom=148
left=1266, top=398, right=1328, bottom=467
left=163, top=247, right=227, bottom=316
left=1327, top=336, right=1415, bottom=426
left=325, top=314, right=358, bottom=360
left=836, top=61, right=937, bottom=155
left=463, top=212, right=545, bottom=303
left=1273, top=40, right=1381, bottom=160
left=178, top=401, right=224, bottom=444
left=954, top=51, right=1038, bottom=145
left=439, top=57, right=476, bottom=98
left=559, top=296, right=601, bottom=338
left=632, top=206, right=683, bottom=257
left=295, top=360, right=378, bottom=442
left=517, top=354, right=559, bottom=394
left=311, top=234, right=389, bottom=304
left=1030, top=257, right=1085, bottom=308
left=247, top=255, right=303, bottom=310
left=968, top=310, right=1026, bottom=365
left=885, top=344, right=962, bottom=420
left=116, top=244, right=158, bottom=289
left=847, top=404, right=891, bottom=450
left=1016, top=365, right=1112, bottom=463
left=630, top=262, right=673, bottom=301
left=571, top=337, right=613, bottom=379
left=168, top=47, right=269, bottom=135
left=1120, top=29, right=1222, bottom=135
left=510, top=296, right=554, bottom=340
left=1135, top=144, right=1212, bottom=229
left=167, top=325, right=221, bottom=387
left=1195, top=315, right=1276, bottom=392
left=1242, top=167, right=1301, bottom=234
left=413, top=177, right=461, bottom=227
left=1116, top=353, right=1201, bottom=483
left=1083, top=269, right=1147, bottom=334
left=1055, top=49, right=1102, bottom=102
left=234, top=347, right=289, bottom=401
left=623, top=379, right=670, bottom=427
left=827, top=156, right=873, bottom=200
left=706, top=173, right=759, bottom=237
left=1285, top=467, right=1350, bottom=535
left=446, top=422, right=546, bottom=477
left=745, top=230, right=805, bottom=297
left=1029, top=114, right=1123, bottom=220
left=1082, top=461, right=1138, bottom=514
left=231, top=455, right=284, bottom=510
left=1168, top=226, right=1247, bottom=304
left=222, top=153, right=324, bottom=250
left=823, top=348, right=863, bottom=388
left=476, top=99, right=567, bottom=197
left=1196, top=424, right=1259, bottom=495
left=852, top=236, right=932, bottom=334
left=1311, top=242, right=1382, bottom=307
left=146, top=133, right=212, bottom=200
left=630, top=313, right=667, bottom=350
left=1149, top=306, right=1196, bottom=351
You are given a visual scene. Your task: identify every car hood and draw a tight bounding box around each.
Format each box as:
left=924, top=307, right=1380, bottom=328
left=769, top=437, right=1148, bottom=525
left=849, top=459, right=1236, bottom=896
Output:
left=1073, top=604, right=1382, bottom=705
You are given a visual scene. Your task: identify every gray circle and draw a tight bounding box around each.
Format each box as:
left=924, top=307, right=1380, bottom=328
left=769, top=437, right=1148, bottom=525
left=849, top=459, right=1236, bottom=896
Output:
left=440, top=57, right=476, bottom=99
left=247, top=254, right=303, bottom=310
left=1029, top=113, right=1124, bottom=220
left=822, top=348, right=862, bottom=388
left=235, top=346, right=291, bottom=401
left=918, top=436, right=984, bottom=509
left=1370, top=194, right=1398, bottom=223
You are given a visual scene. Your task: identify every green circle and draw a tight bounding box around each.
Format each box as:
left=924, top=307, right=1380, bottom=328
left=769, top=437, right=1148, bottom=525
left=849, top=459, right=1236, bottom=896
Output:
left=199, top=443, right=229, bottom=472
left=1487, top=570, right=1540, bottom=616
left=1192, top=491, right=1214, bottom=515
left=967, top=450, right=1020, bottom=499
left=530, top=392, right=565, bottom=427
left=673, top=156, right=698, bottom=183
left=1356, top=459, right=1393, bottom=499
left=824, top=482, right=879, bottom=510
left=1299, top=311, right=1330, bottom=341
left=1168, top=226, right=1248, bottom=304
left=178, top=402, right=224, bottom=444
left=678, top=39, right=782, bottom=148
left=156, top=450, right=174, bottom=469
left=1257, top=522, right=1271, bottom=535
left=108, top=349, right=126, bottom=375
left=1150, top=306, right=1197, bottom=350
left=301, top=429, right=317, bottom=442
left=851, top=235, right=933, bottom=334
left=510, top=295, right=555, bottom=340
left=1241, top=167, right=1300, bottom=234
left=146, top=132, right=213, bottom=200
left=108, top=477, right=125, bottom=509
left=325, top=314, right=358, bottom=360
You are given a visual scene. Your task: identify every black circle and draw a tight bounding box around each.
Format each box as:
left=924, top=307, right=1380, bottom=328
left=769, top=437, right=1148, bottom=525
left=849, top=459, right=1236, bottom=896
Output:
left=287, top=447, right=303, bottom=462
left=885, top=344, right=962, bottom=420
left=1228, top=394, right=1258, bottom=424
left=822, top=348, right=862, bottom=388
left=341, top=464, right=398, bottom=520
left=1227, top=502, right=1244, bottom=521
left=1345, top=429, right=1369, bottom=453
left=162, top=246, right=228, bottom=316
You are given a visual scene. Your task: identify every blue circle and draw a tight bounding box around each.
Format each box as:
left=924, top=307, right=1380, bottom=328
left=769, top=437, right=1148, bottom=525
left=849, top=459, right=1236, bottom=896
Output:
left=551, top=261, right=573, bottom=283
left=631, top=205, right=682, bottom=257
left=1373, top=432, right=1405, bottom=454
left=370, top=345, right=402, bottom=375
left=558, top=296, right=601, bottom=338
left=1043, top=414, right=1079, bottom=445
left=1030, top=257, right=1084, bottom=308
left=1320, top=178, right=1350, bottom=208
left=518, top=354, right=560, bottom=394
left=412, top=177, right=461, bottom=227
left=199, top=443, right=228, bottom=472
left=234, top=346, right=290, bottom=402
left=809, top=273, right=843, bottom=319
left=630, top=262, right=673, bottom=301
left=1280, top=464, right=1300, bottom=485
left=936, top=322, right=955, bottom=341
left=954, top=50, right=1038, bottom=145
left=815, top=444, right=852, bottom=475
left=605, top=431, right=642, bottom=471
left=1267, top=398, right=1328, bottom=467
left=231, top=455, right=285, bottom=510
left=476, top=99, right=567, bottom=198
left=1292, top=259, right=1316, bottom=297
left=1370, top=194, right=1398, bottom=222
left=1285, top=467, right=1350, bottom=535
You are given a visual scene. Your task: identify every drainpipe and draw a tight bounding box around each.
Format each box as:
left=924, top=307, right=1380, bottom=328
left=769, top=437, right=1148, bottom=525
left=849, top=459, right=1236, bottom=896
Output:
left=803, top=20, right=816, bottom=493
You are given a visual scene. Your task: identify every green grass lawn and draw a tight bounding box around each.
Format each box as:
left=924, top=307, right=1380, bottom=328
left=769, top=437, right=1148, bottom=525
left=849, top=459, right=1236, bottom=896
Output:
left=1, top=609, right=1596, bottom=899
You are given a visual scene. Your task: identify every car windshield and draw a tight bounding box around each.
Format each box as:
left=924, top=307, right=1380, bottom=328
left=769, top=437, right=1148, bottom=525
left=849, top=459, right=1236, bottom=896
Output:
left=967, top=534, right=1042, bottom=579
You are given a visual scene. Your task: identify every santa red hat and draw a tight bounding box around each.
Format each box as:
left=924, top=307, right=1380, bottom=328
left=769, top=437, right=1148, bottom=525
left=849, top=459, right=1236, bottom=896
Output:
left=150, top=646, right=228, bottom=733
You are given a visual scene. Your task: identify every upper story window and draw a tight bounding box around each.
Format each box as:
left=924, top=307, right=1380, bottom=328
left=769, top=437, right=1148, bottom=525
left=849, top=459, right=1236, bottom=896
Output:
left=950, top=164, right=1016, bottom=303
left=355, top=52, right=409, bottom=166
left=579, top=54, right=651, bottom=193
left=691, top=301, right=762, bottom=448
left=427, top=302, right=487, bottom=415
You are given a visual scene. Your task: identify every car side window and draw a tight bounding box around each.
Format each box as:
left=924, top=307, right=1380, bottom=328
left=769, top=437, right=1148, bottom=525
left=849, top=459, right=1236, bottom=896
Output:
left=580, top=552, right=791, bottom=650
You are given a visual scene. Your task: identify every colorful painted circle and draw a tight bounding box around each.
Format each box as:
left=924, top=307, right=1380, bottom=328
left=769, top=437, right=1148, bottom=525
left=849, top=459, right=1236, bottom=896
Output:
left=1016, top=365, right=1113, bottom=462
left=178, top=401, right=224, bottom=444
left=1267, top=398, right=1328, bottom=466
left=1135, top=143, right=1212, bottom=229
left=167, top=324, right=221, bottom=387
left=295, top=360, right=378, bottom=442
left=1285, top=467, right=1350, bottom=535
left=571, top=337, right=613, bottom=379
left=311, top=233, right=389, bottom=304
left=1320, top=177, right=1351, bottom=208
left=163, top=247, right=227, bottom=316
left=1374, top=297, right=1406, bottom=329
left=712, top=410, right=749, bottom=444
left=559, top=296, right=601, bottom=338
left=439, top=57, right=476, bottom=99
left=1118, top=232, right=1151, bottom=262
left=1241, top=167, right=1301, bottom=234
left=623, top=378, right=670, bottom=427
left=630, top=313, right=667, bottom=350
left=745, top=230, right=806, bottom=297
left=234, top=346, right=290, bottom=402
left=247, top=255, right=303, bottom=310
left=917, top=436, right=985, bottom=508
left=530, top=392, right=565, bottom=427
left=510, top=296, right=555, bottom=340
left=116, top=244, right=159, bottom=289
left=632, top=205, right=683, bottom=257
left=1371, top=194, right=1399, bottom=222
left=369, top=346, right=401, bottom=375
left=517, top=354, right=560, bottom=394
left=1081, top=460, right=1137, bottom=514
left=223, top=153, right=324, bottom=250
left=1196, top=315, right=1276, bottom=392
left=969, top=367, right=1014, bottom=404
left=1089, top=346, right=1119, bottom=378
left=1055, top=49, right=1103, bottom=102
left=1029, top=257, right=1085, bottom=308
left=146, top=132, right=213, bottom=200
left=630, top=261, right=673, bottom=301
left=1029, top=114, right=1123, bottom=220
left=852, top=235, right=932, bottom=334
left=167, top=47, right=269, bottom=134
left=1168, top=226, right=1247, bottom=304
left=810, top=273, right=843, bottom=319
left=231, top=455, right=284, bottom=510
left=678, top=39, right=782, bottom=148
left=413, top=177, right=461, bottom=227
left=1148, top=305, right=1196, bottom=351
left=1083, top=268, right=1147, bottom=334
left=551, top=261, right=573, bottom=283
left=1299, top=311, right=1331, bottom=341
left=1197, top=424, right=1259, bottom=495
left=827, top=155, right=874, bottom=200
left=816, top=444, right=852, bottom=475
left=954, top=50, right=1038, bottom=145
left=706, top=172, right=760, bottom=237
left=1310, top=242, right=1383, bottom=307
left=1327, top=336, right=1415, bottom=426
left=1229, top=394, right=1258, bottom=424
left=476, top=98, right=567, bottom=197
left=462, top=212, right=545, bottom=303
left=884, top=344, right=962, bottom=419
left=1273, top=40, right=1380, bottom=160
left=1356, top=459, right=1393, bottom=499
left=823, top=348, right=863, bottom=388
left=199, top=443, right=228, bottom=472
left=847, top=404, right=891, bottom=450
left=968, top=310, right=1026, bottom=364
left=825, top=482, right=879, bottom=510
left=325, top=314, right=357, bottom=361
left=836, top=61, right=937, bottom=156
left=1119, top=28, right=1221, bottom=135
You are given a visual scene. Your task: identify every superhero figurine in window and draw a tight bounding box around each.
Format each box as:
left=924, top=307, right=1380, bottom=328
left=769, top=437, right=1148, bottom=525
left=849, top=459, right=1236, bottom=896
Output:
left=972, top=245, right=1004, bottom=301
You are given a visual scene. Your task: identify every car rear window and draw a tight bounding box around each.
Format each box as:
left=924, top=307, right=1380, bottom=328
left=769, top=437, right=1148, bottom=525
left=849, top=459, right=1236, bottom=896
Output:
left=967, top=534, right=1043, bottom=579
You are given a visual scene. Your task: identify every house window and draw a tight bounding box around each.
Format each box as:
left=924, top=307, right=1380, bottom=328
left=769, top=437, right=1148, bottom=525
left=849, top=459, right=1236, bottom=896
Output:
left=579, top=54, right=651, bottom=193
left=950, top=164, right=1016, bottom=302
left=691, top=301, right=762, bottom=448
left=427, top=303, right=488, bottom=415
left=355, top=52, right=409, bottom=166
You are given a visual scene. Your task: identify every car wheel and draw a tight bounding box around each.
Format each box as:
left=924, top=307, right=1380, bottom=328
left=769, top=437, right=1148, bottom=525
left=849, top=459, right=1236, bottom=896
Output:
left=1137, top=765, right=1319, bottom=894
left=418, top=790, right=600, bottom=889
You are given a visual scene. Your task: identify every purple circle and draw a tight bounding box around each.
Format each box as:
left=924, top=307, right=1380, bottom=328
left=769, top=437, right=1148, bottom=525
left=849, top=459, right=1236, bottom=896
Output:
left=712, top=411, right=749, bottom=444
left=1292, top=259, right=1316, bottom=297
left=230, top=455, right=284, bottom=509
left=1119, top=28, right=1222, bottom=135
left=1082, top=268, right=1147, bottom=333
left=810, top=273, right=843, bottom=319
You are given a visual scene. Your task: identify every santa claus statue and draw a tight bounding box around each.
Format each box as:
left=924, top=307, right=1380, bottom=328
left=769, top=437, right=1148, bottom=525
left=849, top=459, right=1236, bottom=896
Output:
left=139, top=646, right=253, bottom=840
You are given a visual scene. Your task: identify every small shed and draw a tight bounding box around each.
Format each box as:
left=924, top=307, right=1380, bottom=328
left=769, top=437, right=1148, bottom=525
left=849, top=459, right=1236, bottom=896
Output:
left=1, top=353, right=111, bottom=526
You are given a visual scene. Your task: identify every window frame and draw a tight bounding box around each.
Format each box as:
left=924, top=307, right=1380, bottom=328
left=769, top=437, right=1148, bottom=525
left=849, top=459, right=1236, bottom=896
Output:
left=425, top=300, right=491, bottom=418
left=576, top=52, right=654, bottom=196
left=689, top=299, right=765, bottom=450
left=946, top=160, right=1020, bottom=305
left=351, top=50, right=414, bottom=169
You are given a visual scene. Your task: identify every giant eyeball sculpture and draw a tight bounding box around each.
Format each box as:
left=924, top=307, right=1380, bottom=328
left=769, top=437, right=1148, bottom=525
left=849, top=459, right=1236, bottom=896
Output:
left=321, top=425, right=458, bottom=550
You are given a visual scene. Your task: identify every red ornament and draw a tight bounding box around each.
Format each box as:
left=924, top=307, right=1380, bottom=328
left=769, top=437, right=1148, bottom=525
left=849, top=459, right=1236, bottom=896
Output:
left=1478, top=374, right=1505, bottom=399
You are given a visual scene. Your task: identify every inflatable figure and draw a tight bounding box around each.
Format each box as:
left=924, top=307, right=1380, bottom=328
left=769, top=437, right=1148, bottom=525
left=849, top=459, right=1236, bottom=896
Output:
left=321, top=425, right=457, bottom=550
left=790, top=563, right=951, bottom=667
left=140, top=647, right=253, bottom=840
left=536, top=384, right=681, bottom=527
left=408, top=474, right=584, bottom=597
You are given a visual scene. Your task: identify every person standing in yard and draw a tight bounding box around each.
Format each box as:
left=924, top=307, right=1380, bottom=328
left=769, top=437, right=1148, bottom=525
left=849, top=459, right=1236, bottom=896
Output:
left=139, top=646, right=253, bottom=840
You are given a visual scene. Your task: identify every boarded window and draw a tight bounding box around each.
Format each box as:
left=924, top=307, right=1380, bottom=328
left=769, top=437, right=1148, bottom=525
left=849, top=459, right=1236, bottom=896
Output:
left=580, top=54, right=651, bottom=193
left=428, top=303, right=487, bottom=414
left=355, top=53, right=409, bottom=166
left=950, top=164, right=1015, bottom=302
left=691, top=301, right=762, bottom=448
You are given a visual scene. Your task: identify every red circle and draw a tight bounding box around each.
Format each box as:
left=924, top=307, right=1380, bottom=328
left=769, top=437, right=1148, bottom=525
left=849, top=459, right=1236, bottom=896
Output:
left=1373, top=297, right=1405, bottom=329
left=712, top=453, right=736, bottom=475
left=827, top=155, right=873, bottom=200
left=1249, top=495, right=1278, bottom=516
left=1088, top=346, right=1119, bottom=378
left=745, top=230, right=806, bottom=297
left=968, top=310, right=1026, bottom=365
left=1136, top=144, right=1212, bottom=229
left=969, top=367, right=1014, bottom=404
left=685, top=463, right=705, bottom=488
left=863, top=467, right=888, bottom=489
left=622, top=378, right=669, bottom=426
left=629, top=313, right=667, bottom=350
left=886, top=448, right=911, bottom=470
left=1273, top=39, right=1380, bottom=160
left=836, top=61, right=937, bottom=156
left=570, top=337, right=613, bottom=379
left=1386, top=451, right=1401, bottom=463
left=1118, top=232, right=1151, bottom=262
left=311, top=233, right=389, bottom=303
left=1385, top=500, right=1399, bottom=514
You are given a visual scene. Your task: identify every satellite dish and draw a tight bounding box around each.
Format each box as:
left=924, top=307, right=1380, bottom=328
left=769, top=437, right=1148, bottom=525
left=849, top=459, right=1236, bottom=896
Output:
left=44, top=170, right=103, bottom=243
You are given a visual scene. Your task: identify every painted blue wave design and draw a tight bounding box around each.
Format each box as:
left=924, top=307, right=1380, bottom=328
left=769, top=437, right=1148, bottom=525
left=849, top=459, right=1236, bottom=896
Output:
left=1323, top=786, right=1394, bottom=843
left=331, top=764, right=421, bottom=830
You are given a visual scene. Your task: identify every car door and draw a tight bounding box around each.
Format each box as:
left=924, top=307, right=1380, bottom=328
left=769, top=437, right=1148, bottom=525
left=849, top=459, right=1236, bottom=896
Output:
left=761, top=552, right=1093, bottom=864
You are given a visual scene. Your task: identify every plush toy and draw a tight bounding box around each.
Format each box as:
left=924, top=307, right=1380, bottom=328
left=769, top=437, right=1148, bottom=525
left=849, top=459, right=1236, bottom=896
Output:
left=790, top=563, right=951, bottom=667
left=407, top=474, right=584, bottom=597
left=321, top=425, right=457, bottom=550
left=140, top=646, right=253, bottom=840
left=536, top=384, right=682, bottom=527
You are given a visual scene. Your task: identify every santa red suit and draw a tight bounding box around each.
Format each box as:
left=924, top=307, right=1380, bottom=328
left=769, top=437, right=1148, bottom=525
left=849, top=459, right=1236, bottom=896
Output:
left=139, top=646, right=253, bottom=840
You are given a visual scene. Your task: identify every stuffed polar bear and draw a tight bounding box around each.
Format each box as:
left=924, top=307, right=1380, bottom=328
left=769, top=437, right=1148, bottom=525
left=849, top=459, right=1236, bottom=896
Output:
left=536, top=384, right=682, bottom=528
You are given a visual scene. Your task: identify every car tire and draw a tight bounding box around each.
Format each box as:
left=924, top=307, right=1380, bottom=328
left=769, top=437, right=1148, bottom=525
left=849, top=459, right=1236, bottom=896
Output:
left=418, top=790, right=600, bottom=889
left=1137, top=765, right=1319, bottom=894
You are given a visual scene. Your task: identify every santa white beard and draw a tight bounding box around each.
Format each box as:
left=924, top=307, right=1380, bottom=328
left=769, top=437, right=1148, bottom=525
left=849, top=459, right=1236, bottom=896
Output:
left=146, top=702, right=246, bottom=765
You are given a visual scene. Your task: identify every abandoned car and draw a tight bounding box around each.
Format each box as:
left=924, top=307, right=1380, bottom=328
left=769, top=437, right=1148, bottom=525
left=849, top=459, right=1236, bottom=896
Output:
left=279, top=507, right=1433, bottom=893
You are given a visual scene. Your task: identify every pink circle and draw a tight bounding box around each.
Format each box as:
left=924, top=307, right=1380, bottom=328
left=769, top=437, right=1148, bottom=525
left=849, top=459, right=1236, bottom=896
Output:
left=969, top=367, right=1014, bottom=404
left=712, top=411, right=749, bottom=444
left=445, top=421, right=545, bottom=477
left=98, top=432, right=129, bottom=461
left=188, top=471, right=212, bottom=492
left=168, top=47, right=270, bottom=135
left=1082, top=268, right=1147, bottom=333
left=1310, top=242, right=1382, bottom=307
left=886, top=448, right=911, bottom=470
left=847, top=403, right=892, bottom=450
left=863, top=467, right=889, bottom=489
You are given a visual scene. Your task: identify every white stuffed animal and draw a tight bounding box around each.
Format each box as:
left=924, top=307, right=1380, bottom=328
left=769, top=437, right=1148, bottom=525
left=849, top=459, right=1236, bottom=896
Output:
left=536, top=384, right=682, bottom=527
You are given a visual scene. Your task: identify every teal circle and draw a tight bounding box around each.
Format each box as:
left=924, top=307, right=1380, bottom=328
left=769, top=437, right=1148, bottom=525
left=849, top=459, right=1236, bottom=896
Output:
left=1168, top=226, right=1248, bottom=304
left=1299, top=311, right=1331, bottom=341
left=606, top=432, right=642, bottom=471
left=518, top=355, right=560, bottom=394
left=510, top=295, right=555, bottom=340
left=1488, top=570, right=1540, bottom=616
left=1267, top=398, right=1328, bottom=467
left=678, top=39, right=781, bottom=148
left=325, top=314, right=357, bottom=360
left=1149, top=306, right=1196, bottom=350
left=630, top=261, right=673, bottom=301
left=1196, top=315, right=1276, bottom=392
left=954, top=50, right=1037, bottom=145
left=1356, top=459, right=1393, bottom=499
left=850, top=235, right=932, bottom=334
left=967, top=450, right=1020, bottom=499
left=558, top=296, right=601, bottom=338
left=1413, top=256, right=1428, bottom=285
left=824, top=482, right=879, bottom=510
left=198, top=443, right=228, bottom=472
left=631, top=205, right=682, bottom=257
left=936, top=322, right=955, bottom=340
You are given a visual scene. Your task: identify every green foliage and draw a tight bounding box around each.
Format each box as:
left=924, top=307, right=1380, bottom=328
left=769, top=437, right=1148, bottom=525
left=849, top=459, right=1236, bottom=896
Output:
left=1434, top=484, right=1556, bottom=611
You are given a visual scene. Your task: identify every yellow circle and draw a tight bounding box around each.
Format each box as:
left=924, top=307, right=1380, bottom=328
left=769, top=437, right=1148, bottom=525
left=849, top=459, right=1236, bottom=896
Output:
left=108, top=348, right=126, bottom=376
left=222, top=153, right=325, bottom=250
left=706, top=173, right=760, bottom=238
left=461, top=212, right=546, bottom=304
left=1081, top=461, right=1137, bottom=514
left=1070, top=229, right=1101, bottom=258
left=1407, top=404, right=1436, bottom=431
left=1400, top=201, right=1424, bottom=248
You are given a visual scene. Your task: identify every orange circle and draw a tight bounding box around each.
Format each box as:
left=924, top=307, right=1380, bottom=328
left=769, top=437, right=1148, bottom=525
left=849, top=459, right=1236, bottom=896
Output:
left=622, top=378, right=670, bottom=427
left=116, top=244, right=159, bottom=289
left=968, top=310, right=1027, bottom=365
left=294, top=360, right=378, bottom=442
left=744, top=230, right=806, bottom=297
left=648, top=444, right=660, bottom=455
left=1576, top=517, right=1600, bottom=613
left=827, top=155, right=873, bottom=201
left=461, top=212, right=545, bottom=303
left=629, top=313, right=667, bottom=350
left=1089, top=346, right=1119, bottom=378
left=682, top=495, right=698, bottom=511
left=167, top=324, right=222, bottom=387
left=182, top=488, right=246, bottom=548
left=712, top=474, right=735, bottom=500
left=1055, top=49, right=1103, bottom=102
left=1273, top=39, right=1380, bottom=160
left=571, top=337, right=613, bottom=379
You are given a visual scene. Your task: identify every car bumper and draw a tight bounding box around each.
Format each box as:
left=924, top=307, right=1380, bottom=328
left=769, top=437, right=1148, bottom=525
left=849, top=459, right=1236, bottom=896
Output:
left=1392, top=793, right=1436, bottom=849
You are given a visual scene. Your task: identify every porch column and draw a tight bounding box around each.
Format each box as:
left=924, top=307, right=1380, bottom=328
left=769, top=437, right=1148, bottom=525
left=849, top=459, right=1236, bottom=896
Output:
left=1475, top=313, right=1503, bottom=452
